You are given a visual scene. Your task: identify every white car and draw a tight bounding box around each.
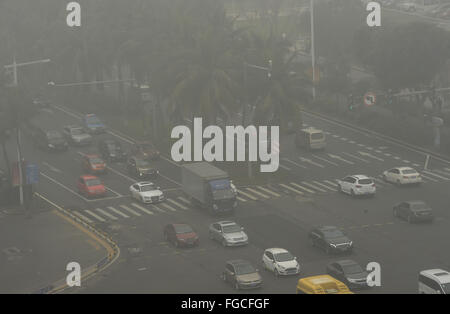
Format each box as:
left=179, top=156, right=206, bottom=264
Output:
left=262, top=248, right=300, bottom=276
left=383, top=167, right=422, bottom=185
left=337, top=175, right=376, bottom=197
left=129, top=182, right=164, bottom=204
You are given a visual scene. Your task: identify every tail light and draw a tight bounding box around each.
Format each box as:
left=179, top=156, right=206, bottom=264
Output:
left=356, top=185, right=362, bottom=188
left=403, top=176, right=409, bottom=179
left=372, top=183, right=376, bottom=187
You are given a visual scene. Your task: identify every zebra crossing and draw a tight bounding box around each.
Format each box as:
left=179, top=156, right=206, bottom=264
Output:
left=71, top=168, right=450, bottom=224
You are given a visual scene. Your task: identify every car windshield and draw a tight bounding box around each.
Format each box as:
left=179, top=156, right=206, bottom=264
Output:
left=86, top=116, right=101, bottom=124
left=342, top=264, right=364, bottom=275
left=140, top=184, right=156, bottom=192
left=274, top=252, right=295, bottom=262
left=411, top=202, right=428, bottom=210
left=323, top=228, right=345, bottom=239
left=71, top=128, right=84, bottom=135
left=86, top=179, right=101, bottom=186
left=402, top=169, right=417, bottom=174
left=358, top=179, right=373, bottom=185
left=441, top=283, right=450, bottom=294
left=222, top=224, right=241, bottom=233
left=47, top=131, right=62, bottom=140
left=89, top=158, right=103, bottom=164
left=136, top=159, right=151, bottom=168
left=174, top=224, right=193, bottom=234
left=235, top=263, right=256, bottom=275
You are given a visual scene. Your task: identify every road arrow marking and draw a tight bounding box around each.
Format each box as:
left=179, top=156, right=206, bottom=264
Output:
left=358, top=151, right=384, bottom=162
left=328, top=154, right=354, bottom=165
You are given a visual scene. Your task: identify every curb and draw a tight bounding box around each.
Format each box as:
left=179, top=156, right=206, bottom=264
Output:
left=31, top=192, right=120, bottom=294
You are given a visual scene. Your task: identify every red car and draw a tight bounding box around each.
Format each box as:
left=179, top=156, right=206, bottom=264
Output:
left=131, top=141, right=160, bottom=160
left=82, top=154, right=107, bottom=174
left=77, top=175, right=106, bottom=198
left=163, top=223, right=199, bottom=247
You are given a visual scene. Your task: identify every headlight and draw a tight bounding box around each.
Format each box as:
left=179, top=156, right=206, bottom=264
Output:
left=139, top=173, right=143, bottom=176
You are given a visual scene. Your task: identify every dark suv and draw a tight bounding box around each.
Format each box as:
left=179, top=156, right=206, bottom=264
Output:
left=309, top=226, right=353, bottom=255
left=127, top=156, right=159, bottom=178
left=98, top=139, right=127, bottom=162
left=33, top=129, right=68, bottom=151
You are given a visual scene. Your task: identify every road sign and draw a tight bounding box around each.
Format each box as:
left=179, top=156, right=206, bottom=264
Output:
left=364, top=92, right=376, bottom=106
left=26, top=164, right=39, bottom=185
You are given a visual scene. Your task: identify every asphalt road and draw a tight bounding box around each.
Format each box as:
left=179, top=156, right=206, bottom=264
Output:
left=13, top=103, right=450, bottom=294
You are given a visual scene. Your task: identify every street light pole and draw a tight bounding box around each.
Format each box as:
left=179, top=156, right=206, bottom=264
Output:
left=310, top=0, right=316, bottom=100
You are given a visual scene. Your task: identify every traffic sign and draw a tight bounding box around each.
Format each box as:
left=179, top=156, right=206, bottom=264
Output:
left=364, top=92, right=376, bottom=106
left=26, top=164, right=39, bottom=185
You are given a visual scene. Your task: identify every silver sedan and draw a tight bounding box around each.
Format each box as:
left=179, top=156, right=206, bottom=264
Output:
left=209, top=221, right=248, bottom=247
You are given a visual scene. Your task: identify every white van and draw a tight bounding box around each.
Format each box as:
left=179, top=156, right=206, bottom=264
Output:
left=419, top=269, right=450, bottom=294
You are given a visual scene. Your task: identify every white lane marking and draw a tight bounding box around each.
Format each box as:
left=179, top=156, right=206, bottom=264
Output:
left=393, top=156, right=401, bottom=160
left=301, top=181, right=327, bottom=192
left=332, top=134, right=339, bottom=138
left=311, top=154, right=339, bottom=166
left=108, top=206, right=130, bottom=218
left=73, top=211, right=93, bottom=223
left=341, top=152, right=369, bottom=163
left=237, top=189, right=258, bottom=201
left=159, top=202, right=177, bottom=212
left=290, top=182, right=315, bottom=194
left=340, top=137, right=348, bottom=141
left=375, top=150, right=383, bottom=153
left=384, top=153, right=392, bottom=157
left=430, top=169, right=450, bottom=180
left=42, top=162, right=62, bottom=173
left=357, top=144, right=365, bottom=147
left=256, top=186, right=281, bottom=197
left=413, top=163, right=420, bottom=167
left=118, top=205, right=141, bottom=216
left=105, top=187, right=123, bottom=197
left=279, top=164, right=292, bottom=171
left=237, top=196, right=247, bottom=202
left=167, top=198, right=188, bottom=210
left=84, top=210, right=106, bottom=222
left=95, top=208, right=118, bottom=220
left=328, top=154, right=354, bottom=165
left=40, top=172, right=90, bottom=202
left=324, top=180, right=339, bottom=187
left=151, top=205, right=166, bottom=213
left=366, top=147, right=374, bottom=150
left=130, top=203, right=155, bottom=215
left=245, top=187, right=270, bottom=199
left=446, top=168, right=450, bottom=172
left=279, top=183, right=304, bottom=195
left=298, top=157, right=324, bottom=168
left=423, top=171, right=450, bottom=181
left=419, top=174, right=439, bottom=182
left=282, top=158, right=307, bottom=169
left=358, top=151, right=384, bottom=162
left=177, top=196, right=191, bottom=205
left=313, top=181, right=337, bottom=192
left=349, top=140, right=356, bottom=144
left=402, top=160, right=411, bottom=163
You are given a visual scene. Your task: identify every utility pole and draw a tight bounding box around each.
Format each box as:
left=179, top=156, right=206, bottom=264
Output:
left=310, top=0, right=316, bottom=100
left=4, top=57, right=50, bottom=206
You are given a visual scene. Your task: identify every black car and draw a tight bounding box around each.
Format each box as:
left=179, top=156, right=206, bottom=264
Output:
left=309, top=226, right=353, bottom=255
left=33, top=129, right=68, bottom=151
left=127, top=156, right=159, bottom=178
left=326, top=260, right=369, bottom=290
left=393, top=201, right=434, bottom=223
left=98, top=139, right=127, bottom=162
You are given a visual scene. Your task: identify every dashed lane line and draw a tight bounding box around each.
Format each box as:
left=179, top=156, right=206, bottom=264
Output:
left=313, top=181, right=338, bottom=192
left=301, top=181, right=327, bottom=193
left=311, top=154, right=339, bottom=166
left=282, top=158, right=307, bottom=169
left=73, top=211, right=94, bottom=223
left=290, top=182, right=316, bottom=194
left=237, top=189, right=258, bottom=201
left=341, top=152, right=369, bottom=163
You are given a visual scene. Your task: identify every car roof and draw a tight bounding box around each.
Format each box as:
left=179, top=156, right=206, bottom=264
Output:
left=217, top=221, right=237, bottom=226
left=396, top=167, right=416, bottom=171
left=136, top=181, right=154, bottom=186
left=352, top=174, right=371, bottom=180
left=266, top=248, right=289, bottom=254
left=80, top=175, right=99, bottom=180
left=421, top=269, right=450, bottom=283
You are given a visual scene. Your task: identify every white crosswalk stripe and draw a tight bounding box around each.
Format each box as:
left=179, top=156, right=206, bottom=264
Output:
left=256, top=186, right=281, bottom=197
left=419, top=174, right=439, bottom=182
left=279, top=183, right=304, bottom=195
left=107, top=206, right=130, bottom=218
left=177, top=196, right=191, bottom=205
left=117, top=205, right=141, bottom=217
left=130, top=203, right=155, bottom=215
left=290, top=182, right=316, bottom=194
left=159, top=202, right=177, bottom=212
left=73, top=210, right=93, bottom=223
left=95, top=208, right=118, bottom=220
left=85, top=209, right=106, bottom=222
left=423, top=170, right=450, bottom=181
left=151, top=204, right=166, bottom=213
left=313, top=181, right=337, bottom=192
left=237, top=196, right=247, bottom=202
left=301, top=181, right=327, bottom=192
left=237, top=189, right=258, bottom=200
left=431, top=169, right=450, bottom=179
left=245, top=187, right=270, bottom=199
left=324, top=180, right=338, bottom=187
left=167, top=198, right=189, bottom=210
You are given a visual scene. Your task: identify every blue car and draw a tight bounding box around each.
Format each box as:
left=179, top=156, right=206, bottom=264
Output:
left=83, top=114, right=106, bottom=134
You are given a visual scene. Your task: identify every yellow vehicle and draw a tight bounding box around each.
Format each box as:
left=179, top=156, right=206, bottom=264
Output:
left=295, top=127, right=326, bottom=150
left=296, top=275, right=353, bottom=294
